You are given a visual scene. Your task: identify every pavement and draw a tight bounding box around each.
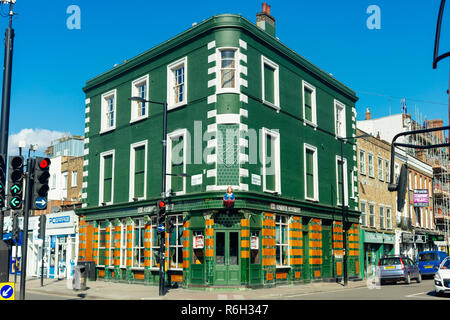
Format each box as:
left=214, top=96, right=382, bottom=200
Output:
left=12, top=275, right=369, bottom=300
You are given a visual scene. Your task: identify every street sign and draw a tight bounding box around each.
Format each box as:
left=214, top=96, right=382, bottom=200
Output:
left=0, top=282, right=14, bottom=300
left=34, top=197, right=47, bottom=210
left=157, top=224, right=165, bottom=233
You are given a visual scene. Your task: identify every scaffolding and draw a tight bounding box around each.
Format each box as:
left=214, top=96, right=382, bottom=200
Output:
left=401, top=105, right=450, bottom=251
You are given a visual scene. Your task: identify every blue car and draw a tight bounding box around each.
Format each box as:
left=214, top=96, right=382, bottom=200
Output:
left=417, top=251, right=448, bottom=276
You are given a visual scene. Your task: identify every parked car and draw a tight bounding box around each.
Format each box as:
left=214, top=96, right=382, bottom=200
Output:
left=417, top=251, right=448, bottom=277
left=434, top=257, right=450, bottom=296
left=378, top=255, right=421, bottom=285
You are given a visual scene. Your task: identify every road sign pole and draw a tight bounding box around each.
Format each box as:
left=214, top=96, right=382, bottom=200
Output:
left=19, top=157, right=33, bottom=300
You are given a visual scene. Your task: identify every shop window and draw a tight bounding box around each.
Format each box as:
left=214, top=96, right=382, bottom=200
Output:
left=168, top=215, right=184, bottom=270
left=151, top=216, right=160, bottom=269
left=119, top=220, right=127, bottom=268
left=98, top=221, right=107, bottom=266
left=275, top=215, right=289, bottom=267
left=132, top=218, right=145, bottom=268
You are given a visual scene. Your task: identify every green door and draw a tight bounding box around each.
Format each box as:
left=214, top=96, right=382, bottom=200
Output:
left=215, top=230, right=240, bottom=285
left=190, top=230, right=205, bottom=285
left=302, top=229, right=310, bottom=282
left=249, top=230, right=262, bottom=286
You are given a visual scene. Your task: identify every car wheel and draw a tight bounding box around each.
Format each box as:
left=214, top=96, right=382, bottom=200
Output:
left=416, top=273, right=421, bottom=283
left=405, top=274, right=411, bottom=284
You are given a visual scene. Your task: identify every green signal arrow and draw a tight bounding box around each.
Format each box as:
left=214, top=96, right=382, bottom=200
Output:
left=10, top=184, right=21, bottom=195
left=10, top=197, right=21, bottom=208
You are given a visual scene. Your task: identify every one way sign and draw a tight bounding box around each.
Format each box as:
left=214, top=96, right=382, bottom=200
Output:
left=34, top=197, right=47, bottom=210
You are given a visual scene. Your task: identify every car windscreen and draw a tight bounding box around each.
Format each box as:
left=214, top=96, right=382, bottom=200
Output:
left=379, top=258, right=402, bottom=266
left=441, top=259, right=450, bottom=269
left=418, top=253, right=438, bottom=262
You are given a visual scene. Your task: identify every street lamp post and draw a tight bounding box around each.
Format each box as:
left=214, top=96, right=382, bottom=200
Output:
left=339, top=133, right=370, bottom=286
left=129, top=96, right=167, bottom=296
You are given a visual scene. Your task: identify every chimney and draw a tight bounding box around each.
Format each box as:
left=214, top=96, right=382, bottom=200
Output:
left=256, top=3, right=276, bottom=37
left=365, top=108, right=371, bottom=120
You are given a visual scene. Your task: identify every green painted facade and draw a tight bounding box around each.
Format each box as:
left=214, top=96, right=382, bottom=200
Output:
left=77, top=14, right=361, bottom=288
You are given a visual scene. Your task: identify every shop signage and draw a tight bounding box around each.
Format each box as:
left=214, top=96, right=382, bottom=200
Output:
left=402, top=233, right=414, bottom=243
left=415, top=234, right=427, bottom=244
left=193, top=235, right=204, bottom=249
left=251, top=174, right=261, bottom=186
left=413, top=189, right=429, bottom=207
left=250, top=236, right=259, bottom=250
left=269, top=203, right=301, bottom=214
left=46, top=211, right=75, bottom=230
left=364, top=231, right=383, bottom=244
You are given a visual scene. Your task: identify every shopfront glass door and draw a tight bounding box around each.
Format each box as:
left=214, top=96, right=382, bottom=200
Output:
left=215, top=230, right=240, bottom=285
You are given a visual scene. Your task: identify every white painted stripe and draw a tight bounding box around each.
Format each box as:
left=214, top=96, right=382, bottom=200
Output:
left=239, top=153, right=249, bottom=163
left=82, top=193, right=87, bottom=199
left=207, top=40, right=216, bottom=50
left=85, top=117, right=90, bottom=123
left=239, top=137, right=248, bottom=148
left=240, top=168, right=249, bottom=177
left=83, top=160, right=88, bottom=166
left=208, top=66, right=216, bottom=74
left=84, top=148, right=89, bottom=155
left=85, top=126, right=89, bottom=133
left=239, top=39, right=247, bottom=50
left=82, top=203, right=87, bottom=208
left=207, top=123, right=217, bottom=133
left=207, top=169, right=217, bottom=178
left=240, top=78, right=248, bottom=88
left=207, top=154, right=217, bottom=164
left=207, top=109, right=216, bottom=118
left=208, top=78, right=216, bottom=88
left=84, top=138, right=89, bottom=144
left=240, top=123, right=248, bottom=132
left=240, top=94, right=248, bottom=103
left=85, top=107, right=90, bottom=114
left=208, top=53, right=216, bottom=63
left=240, top=65, right=247, bottom=76
left=240, top=53, right=247, bottom=63
left=207, top=139, right=217, bottom=149
left=85, top=98, right=90, bottom=104
left=207, top=95, right=216, bottom=104
left=240, top=108, right=248, bottom=117
left=83, top=171, right=88, bottom=177
left=82, top=182, right=88, bottom=188
left=239, top=184, right=248, bottom=191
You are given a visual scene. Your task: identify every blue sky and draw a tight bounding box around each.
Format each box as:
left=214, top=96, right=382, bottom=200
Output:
left=2, top=0, right=450, bottom=153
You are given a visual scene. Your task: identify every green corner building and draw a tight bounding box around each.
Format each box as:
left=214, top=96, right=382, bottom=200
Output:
left=77, top=7, right=361, bottom=289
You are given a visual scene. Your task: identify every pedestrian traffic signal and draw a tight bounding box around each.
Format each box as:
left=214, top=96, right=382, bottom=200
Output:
left=32, top=157, right=51, bottom=210
left=8, top=155, right=24, bottom=210
left=37, top=214, right=46, bottom=239
left=158, top=200, right=166, bottom=225
left=0, top=154, right=5, bottom=208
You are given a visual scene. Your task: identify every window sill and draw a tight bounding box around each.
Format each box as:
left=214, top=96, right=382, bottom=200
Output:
left=304, top=119, right=317, bottom=128
left=168, top=101, right=187, bottom=111
left=130, top=115, right=148, bottom=124
left=305, top=197, right=319, bottom=203
left=99, top=127, right=116, bottom=135
left=262, top=100, right=280, bottom=111
left=276, top=266, right=291, bottom=269
left=217, top=88, right=240, bottom=95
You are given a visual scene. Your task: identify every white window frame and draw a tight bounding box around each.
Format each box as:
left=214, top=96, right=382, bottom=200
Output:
left=166, top=129, right=188, bottom=196
left=379, top=205, right=385, bottom=229
left=385, top=159, right=390, bottom=183
left=167, top=57, right=188, bottom=110
left=261, top=128, right=281, bottom=194
left=167, top=214, right=184, bottom=271
left=261, top=55, right=280, bottom=110
left=119, top=220, right=127, bottom=268
left=131, top=218, right=145, bottom=269
left=368, top=153, right=374, bottom=178
left=130, top=74, right=149, bottom=123
left=108, top=222, right=115, bottom=267
left=378, top=156, right=384, bottom=181
left=303, top=143, right=319, bottom=201
left=71, top=171, right=78, bottom=188
left=129, top=140, right=148, bottom=202
left=369, top=202, right=375, bottom=227
left=386, top=206, right=392, bottom=230
left=97, top=221, right=107, bottom=267
left=100, top=89, right=117, bottom=134
left=99, top=149, right=115, bottom=206
left=336, top=155, right=348, bottom=206
left=360, top=200, right=367, bottom=226
left=62, top=172, right=68, bottom=190
left=334, top=99, right=346, bottom=138
left=302, top=80, right=317, bottom=126
left=275, top=214, right=290, bottom=268
left=359, top=150, right=366, bottom=175
left=150, top=216, right=159, bottom=270
left=216, top=47, right=239, bottom=94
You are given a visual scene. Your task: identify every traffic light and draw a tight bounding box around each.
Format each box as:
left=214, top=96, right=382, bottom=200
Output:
left=157, top=200, right=166, bottom=225
left=8, top=155, right=24, bottom=210
left=32, top=157, right=51, bottom=210
left=166, top=216, right=175, bottom=234
left=0, top=154, right=5, bottom=208
left=37, top=214, right=46, bottom=239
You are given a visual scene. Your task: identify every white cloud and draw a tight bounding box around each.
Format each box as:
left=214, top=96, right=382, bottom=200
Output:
left=8, top=128, right=68, bottom=155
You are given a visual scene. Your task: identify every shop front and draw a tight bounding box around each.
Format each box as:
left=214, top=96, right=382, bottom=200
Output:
left=77, top=202, right=361, bottom=288
left=45, top=211, right=78, bottom=280
left=361, top=230, right=395, bottom=278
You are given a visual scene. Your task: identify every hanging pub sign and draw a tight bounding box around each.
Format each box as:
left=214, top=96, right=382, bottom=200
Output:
left=193, top=235, right=204, bottom=249
left=250, top=236, right=259, bottom=250
left=413, top=189, right=429, bottom=207
left=223, top=186, right=235, bottom=208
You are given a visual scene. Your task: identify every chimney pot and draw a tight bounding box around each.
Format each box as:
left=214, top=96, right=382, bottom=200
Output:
left=365, top=108, right=371, bottom=120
